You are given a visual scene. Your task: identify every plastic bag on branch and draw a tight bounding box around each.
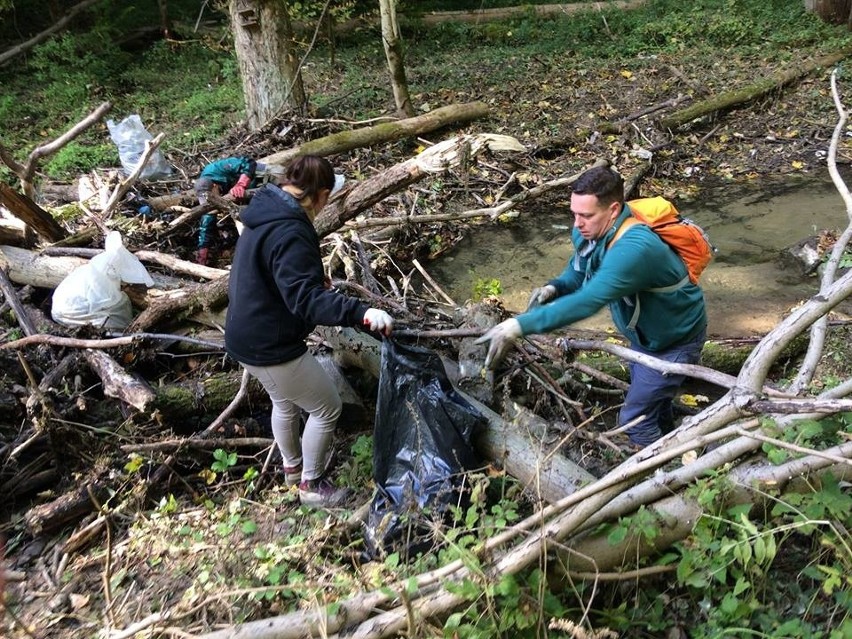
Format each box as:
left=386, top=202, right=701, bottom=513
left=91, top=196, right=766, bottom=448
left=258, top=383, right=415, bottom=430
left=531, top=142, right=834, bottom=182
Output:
left=107, top=114, right=172, bottom=179
left=364, top=339, right=486, bottom=560
left=51, top=231, right=154, bottom=330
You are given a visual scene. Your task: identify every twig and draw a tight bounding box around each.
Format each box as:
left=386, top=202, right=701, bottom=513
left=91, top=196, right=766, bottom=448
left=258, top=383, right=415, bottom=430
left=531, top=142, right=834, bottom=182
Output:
left=567, top=563, right=676, bottom=582
left=0, top=267, right=37, bottom=336
left=412, top=259, right=457, bottom=307
left=1, top=332, right=224, bottom=351
left=120, top=437, right=273, bottom=454
left=735, top=427, right=852, bottom=466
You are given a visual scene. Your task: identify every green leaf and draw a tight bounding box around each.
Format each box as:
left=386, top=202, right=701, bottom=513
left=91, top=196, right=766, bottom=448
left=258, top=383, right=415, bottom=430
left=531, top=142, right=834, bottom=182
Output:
left=607, top=522, right=629, bottom=545
left=720, top=591, right=739, bottom=615
left=241, top=519, right=257, bottom=534
left=733, top=576, right=750, bottom=596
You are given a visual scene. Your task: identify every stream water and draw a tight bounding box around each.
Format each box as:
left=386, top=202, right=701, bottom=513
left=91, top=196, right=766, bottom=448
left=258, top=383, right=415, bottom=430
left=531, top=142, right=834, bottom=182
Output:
left=427, top=174, right=851, bottom=338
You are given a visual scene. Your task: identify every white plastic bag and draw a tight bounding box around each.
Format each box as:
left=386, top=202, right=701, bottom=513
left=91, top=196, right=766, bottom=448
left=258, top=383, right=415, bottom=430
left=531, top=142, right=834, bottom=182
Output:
left=107, top=114, right=172, bottom=180
left=52, top=231, right=154, bottom=330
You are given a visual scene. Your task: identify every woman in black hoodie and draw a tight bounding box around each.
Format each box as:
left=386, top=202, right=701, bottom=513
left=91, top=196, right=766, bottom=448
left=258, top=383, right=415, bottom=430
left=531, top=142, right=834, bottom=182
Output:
left=225, top=155, right=393, bottom=507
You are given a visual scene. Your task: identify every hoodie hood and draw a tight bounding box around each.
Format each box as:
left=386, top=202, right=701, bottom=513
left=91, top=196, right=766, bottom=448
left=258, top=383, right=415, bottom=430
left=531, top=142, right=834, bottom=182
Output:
left=240, top=184, right=308, bottom=230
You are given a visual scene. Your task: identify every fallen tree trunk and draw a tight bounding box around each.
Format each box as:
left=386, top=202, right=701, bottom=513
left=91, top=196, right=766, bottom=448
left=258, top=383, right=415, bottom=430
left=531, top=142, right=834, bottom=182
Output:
left=659, top=48, right=852, bottom=130
left=0, top=244, right=186, bottom=291
left=260, top=102, right=490, bottom=166
left=409, top=0, right=646, bottom=25
left=314, top=133, right=525, bottom=237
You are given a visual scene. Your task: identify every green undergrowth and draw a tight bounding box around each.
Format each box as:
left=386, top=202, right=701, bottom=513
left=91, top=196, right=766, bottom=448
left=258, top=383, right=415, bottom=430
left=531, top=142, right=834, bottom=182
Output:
left=102, top=415, right=852, bottom=638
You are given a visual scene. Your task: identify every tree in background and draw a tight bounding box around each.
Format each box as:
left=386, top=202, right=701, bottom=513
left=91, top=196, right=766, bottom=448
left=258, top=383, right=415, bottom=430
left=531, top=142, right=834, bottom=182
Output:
left=379, top=0, right=414, bottom=117
left=805, top=0, right=852, bottom=27
left=228, top=0, right=307, bottom=130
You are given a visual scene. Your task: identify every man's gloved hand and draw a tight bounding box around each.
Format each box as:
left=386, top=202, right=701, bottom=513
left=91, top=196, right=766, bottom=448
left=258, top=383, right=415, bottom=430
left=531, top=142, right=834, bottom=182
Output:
left=363, top=308, right=394, bottom=336
left=527, top=284, right=557, bottom=310
left=229, top=174, right=252, bottom=199
left=475, top=318, right=522, bottom=369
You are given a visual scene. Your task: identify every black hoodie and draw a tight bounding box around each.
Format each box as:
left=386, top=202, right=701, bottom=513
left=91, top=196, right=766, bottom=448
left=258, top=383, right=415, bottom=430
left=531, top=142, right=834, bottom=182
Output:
left=225, top=184, right=368, bottom=366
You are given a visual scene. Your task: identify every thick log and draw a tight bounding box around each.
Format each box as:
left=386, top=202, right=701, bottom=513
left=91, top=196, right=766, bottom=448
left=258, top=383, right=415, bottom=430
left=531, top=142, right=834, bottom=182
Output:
left=316, top=326, right=596, bottom=504
left=0, top=216, right=34, bottom=247
left=411, top=1, right=645, bottom=25
left=23, top=480, right=109, bottom=535
left=260, top=102, right=490, bottom=166
left=82, top=349, right=156, bottom=411
left=314, top=133, right=524, bottom=237
left=659, top=49, right=852, bottom=130
left=0, top=182, right=67, bottom=242
left=0, top=244, right=186, bottom=291
left=151, top=369, right=267, bottom=423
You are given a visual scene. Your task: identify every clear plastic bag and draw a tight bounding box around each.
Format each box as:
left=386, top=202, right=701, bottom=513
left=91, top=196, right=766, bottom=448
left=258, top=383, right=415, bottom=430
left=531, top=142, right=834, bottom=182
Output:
left=106, top=114, right=172, bottom=180
left=51, top=231, right=154, bottom=330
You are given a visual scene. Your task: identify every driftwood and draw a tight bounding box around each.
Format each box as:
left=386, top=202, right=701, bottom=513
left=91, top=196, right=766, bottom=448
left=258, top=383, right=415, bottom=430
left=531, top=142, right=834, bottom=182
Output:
left=0, top=216, right=34, bottom=247
left=315, top=133, right=525, bottom=236
left=0, top=244, right=186, bottom=291
left=260, top=102, right=490, bottom=166
left=659, top=49, right=852, bottom=130
left=82, top=349, right=156, bottom=412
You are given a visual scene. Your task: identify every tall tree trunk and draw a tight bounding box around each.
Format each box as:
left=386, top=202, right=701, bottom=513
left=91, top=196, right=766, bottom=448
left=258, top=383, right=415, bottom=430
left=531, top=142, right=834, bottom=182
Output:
left=379, top=0, right=414, bottom=117
left=158, top=0, right=171, bottom=38
left=804, top=0, right=852, bottom=26
left=229, top=0, right=307, bottom=131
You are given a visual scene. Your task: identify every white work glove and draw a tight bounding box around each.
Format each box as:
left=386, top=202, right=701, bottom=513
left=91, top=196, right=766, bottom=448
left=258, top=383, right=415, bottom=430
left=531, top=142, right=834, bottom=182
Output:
left=527, top=284, right=557, bottom=310
left=474, top=318, right=522, bottom=370
left=363, top=308, right=394, bottom=336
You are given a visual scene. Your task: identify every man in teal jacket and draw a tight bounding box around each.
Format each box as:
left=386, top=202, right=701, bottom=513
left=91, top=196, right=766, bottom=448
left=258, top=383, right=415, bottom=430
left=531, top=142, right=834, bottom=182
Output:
left=476, top=166, right=707, bottom=447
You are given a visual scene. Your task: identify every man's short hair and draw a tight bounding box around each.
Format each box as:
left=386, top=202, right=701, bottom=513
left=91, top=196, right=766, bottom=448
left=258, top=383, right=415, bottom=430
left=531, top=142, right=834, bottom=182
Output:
left=572, top=166, right=624, bottom=207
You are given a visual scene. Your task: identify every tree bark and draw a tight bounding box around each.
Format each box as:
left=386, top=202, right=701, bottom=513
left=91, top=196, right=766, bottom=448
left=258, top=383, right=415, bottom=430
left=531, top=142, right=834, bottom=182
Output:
left=0, top=183, right=67, bottom=242
left=804, top=0, right=852, bottom=26
left=379, top=0, right=415, bottom=117
left=230, top=0, right=306, bottom=130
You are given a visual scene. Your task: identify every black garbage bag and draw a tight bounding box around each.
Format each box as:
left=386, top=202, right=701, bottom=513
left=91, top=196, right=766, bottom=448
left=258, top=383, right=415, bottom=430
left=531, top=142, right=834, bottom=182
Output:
left=364, top=339, right=486, bottom=560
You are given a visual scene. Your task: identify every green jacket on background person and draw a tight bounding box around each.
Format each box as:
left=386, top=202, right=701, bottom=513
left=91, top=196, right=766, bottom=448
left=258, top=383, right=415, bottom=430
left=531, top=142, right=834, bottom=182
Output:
left=517, top=204, right=706, bottom=351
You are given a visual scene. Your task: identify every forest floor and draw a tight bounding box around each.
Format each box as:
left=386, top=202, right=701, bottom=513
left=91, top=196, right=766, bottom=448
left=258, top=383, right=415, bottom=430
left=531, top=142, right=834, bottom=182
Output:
left=3, top=6, right=852, bottom=639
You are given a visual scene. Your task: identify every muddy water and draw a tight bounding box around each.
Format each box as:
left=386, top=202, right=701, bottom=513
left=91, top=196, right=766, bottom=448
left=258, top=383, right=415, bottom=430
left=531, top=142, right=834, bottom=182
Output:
left=427, top=176, right=849, bottom=338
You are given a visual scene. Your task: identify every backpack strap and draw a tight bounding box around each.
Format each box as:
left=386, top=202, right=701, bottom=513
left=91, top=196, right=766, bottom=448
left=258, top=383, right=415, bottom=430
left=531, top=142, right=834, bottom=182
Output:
left=606, top=216, right=690, bottom=294
left=606, top=217, right=639, bottom=250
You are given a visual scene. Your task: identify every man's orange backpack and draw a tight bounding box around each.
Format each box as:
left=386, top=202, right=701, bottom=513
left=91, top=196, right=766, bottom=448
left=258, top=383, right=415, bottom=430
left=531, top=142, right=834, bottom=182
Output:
left=609, top=196, right=715, bottom=284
